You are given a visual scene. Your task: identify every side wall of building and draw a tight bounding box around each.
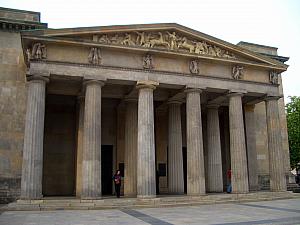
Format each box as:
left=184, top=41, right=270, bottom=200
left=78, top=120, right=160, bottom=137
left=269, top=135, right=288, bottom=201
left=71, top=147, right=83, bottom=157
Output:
left=0, top=30, right=27, bottom=203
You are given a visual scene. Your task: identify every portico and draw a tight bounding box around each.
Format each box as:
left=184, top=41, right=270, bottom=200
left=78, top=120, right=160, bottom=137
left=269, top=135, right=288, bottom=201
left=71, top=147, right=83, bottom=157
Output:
left=20, top=23, right=288, bottom=200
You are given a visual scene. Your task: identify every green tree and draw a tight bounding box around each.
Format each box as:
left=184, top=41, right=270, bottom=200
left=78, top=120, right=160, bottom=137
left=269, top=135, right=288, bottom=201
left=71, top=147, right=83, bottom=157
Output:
left=286, top=96, right=300, bottom=169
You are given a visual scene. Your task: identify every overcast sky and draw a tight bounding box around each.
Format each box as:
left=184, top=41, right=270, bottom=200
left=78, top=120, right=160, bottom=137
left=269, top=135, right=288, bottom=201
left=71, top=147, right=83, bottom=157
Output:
left=1, top=0, right=299, bottom=102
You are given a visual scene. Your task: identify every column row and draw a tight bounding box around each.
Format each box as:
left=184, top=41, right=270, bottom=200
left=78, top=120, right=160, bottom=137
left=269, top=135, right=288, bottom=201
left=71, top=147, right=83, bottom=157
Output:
left=20, top=76, right=287, bottom=199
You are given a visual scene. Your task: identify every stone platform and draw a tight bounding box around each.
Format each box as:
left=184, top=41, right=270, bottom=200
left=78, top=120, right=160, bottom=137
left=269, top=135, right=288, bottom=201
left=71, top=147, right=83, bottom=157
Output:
left=2, top=191, right=299, bottom=211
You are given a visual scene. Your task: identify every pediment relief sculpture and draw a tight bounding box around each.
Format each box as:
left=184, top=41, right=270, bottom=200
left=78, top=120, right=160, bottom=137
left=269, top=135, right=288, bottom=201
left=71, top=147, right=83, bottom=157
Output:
left=93, top=31, right=236, bottom=59
left=269, top=71, right=279, bottom=84
left=26, top=42, right=47, bottom=62
left=88, top=47, right=102, bottom=65
left=232, top=65, right=243, bottom=80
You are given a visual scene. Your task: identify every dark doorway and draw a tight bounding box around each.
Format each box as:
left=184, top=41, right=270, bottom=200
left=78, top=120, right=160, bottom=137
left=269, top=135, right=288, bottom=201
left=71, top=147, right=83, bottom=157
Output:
left=102, top=145, right=113, bottom=195
left=43, top=94, right=76, bottom=196
left=182, top=147, right=187, bottom=194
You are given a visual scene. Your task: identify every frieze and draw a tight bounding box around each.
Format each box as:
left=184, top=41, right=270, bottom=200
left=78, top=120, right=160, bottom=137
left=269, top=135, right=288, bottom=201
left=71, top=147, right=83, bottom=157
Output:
left=189, top=60, right=199, bottom=74
left=26, top=42, right=47, bottom=63
left=269, top=71, right=279, bottom=84
left=232, top=65, right=243, bottom=80
left=88, top=47, right=102, bottom=65
left=143, top=54, right=154, bottom=69
left=93, top=31, right=236, bottom=59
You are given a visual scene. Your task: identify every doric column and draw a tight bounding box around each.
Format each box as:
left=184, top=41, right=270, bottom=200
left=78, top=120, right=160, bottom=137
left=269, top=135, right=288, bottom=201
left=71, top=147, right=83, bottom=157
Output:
left=265, top=96, right=286, bottom=191
left=168, top=101, right=184, bottom=194
left=244, top=104, right=258, bottom=191
left=186, top=88, right=206, bottom=195
left=81, top=80, right=104, bottom=199
left=124, top=99, right=138, bottom=197
left=76, top=95, right=85, bottom=197
left=21, top=75, right=49, bottom=199
left=228, top=92, right=249, bottom=193
left=206, top=105, right=223, bottom=192
left=136, top=80, right=158, bottom=198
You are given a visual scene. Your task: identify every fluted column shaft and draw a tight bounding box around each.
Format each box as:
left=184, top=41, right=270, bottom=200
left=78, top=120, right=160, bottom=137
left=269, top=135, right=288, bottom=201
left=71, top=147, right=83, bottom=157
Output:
left=76, top=96, right=85, bottom=197
left=137, top=81, right=157, bottom=198
left=168, top=102, right=184, bottom=194
left=124, top=100, right=138, bottom=197
left=206, top=105, right=223, bottom=192
left=265, top=97, right=286, bottom=191
left=21, top=75, right=48, bottom=199
left=186, top=89, right=206, bottom=195
left=81, top=80, right=104, bottom=199
left=244, top=104, right=258, bottom=191
left=228, top=93, right=249, bottom=193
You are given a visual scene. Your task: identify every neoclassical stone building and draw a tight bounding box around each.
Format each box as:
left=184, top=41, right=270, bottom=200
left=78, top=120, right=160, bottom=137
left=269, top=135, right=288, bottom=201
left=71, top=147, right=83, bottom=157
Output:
left=0, top=7, right=291, bottom=202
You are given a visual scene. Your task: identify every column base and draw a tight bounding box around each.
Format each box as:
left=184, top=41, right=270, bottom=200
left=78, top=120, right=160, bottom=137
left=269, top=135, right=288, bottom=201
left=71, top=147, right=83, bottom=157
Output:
left=168, top=192, right=185, bottom=195
left=187, top=193, right=206, bottom=196
left=80, top=196, right=102, bottom=200
left=124, top=193, right=137, bottom=198
left=20, top=195, right=43, bottom=200
left=137, top=195, right=156, bottom=199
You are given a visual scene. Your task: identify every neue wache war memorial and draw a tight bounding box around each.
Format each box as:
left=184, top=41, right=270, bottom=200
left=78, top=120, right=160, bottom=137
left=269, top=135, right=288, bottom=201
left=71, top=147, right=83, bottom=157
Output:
left=0, top=7, right=297, bottom=209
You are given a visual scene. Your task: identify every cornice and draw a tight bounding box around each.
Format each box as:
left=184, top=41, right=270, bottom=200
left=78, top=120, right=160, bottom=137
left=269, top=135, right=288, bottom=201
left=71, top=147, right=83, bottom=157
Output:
left=21, top=23, right=287, bottom=70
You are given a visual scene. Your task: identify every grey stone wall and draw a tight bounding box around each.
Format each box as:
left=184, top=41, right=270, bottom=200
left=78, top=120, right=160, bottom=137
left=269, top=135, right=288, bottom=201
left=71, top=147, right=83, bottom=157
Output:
left=0, top=31, right=27, bottom=203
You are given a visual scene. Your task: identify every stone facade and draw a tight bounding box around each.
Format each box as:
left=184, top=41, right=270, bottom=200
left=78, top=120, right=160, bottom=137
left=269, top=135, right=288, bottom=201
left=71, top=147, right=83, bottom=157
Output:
left=0, top=7, right=292, bottom=203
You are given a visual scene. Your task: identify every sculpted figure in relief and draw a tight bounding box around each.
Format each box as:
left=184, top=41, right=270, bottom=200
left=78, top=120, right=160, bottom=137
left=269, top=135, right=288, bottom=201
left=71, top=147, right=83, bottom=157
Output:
left=135, top=31, right=146, bottom=46
left=189, top=60, right=199, bottom=74
left=269, top=71, right=279, bottom=84
left=121, top=33, right=135, bottom=46
left=149, top=32, right=170, bottom=48
left=91, top=31, right=236, bottom=59
left=177, top=37, right=195, bottom=53
left=166, top=31, right=177, bottom=50
left=232, top=65, right=243, bottom=80
left=223, top=50, right=235, bottom=59
left=25, top=48, right=31, bottom=63
left=99, top=35, right=110, bottom=44
left=88, top=47, right=102, bottom=65
left=111, top=34, right=122, bottom=44
left=143, top=54, right=154, bottom=69
left=31, top=43, right=47, bottom=59
left=194, top=41, right=208, bottom=54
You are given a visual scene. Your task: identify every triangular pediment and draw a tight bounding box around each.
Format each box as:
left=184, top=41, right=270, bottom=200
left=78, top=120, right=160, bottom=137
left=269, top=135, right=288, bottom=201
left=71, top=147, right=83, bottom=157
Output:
left=21, top=23, right=287, bottom=71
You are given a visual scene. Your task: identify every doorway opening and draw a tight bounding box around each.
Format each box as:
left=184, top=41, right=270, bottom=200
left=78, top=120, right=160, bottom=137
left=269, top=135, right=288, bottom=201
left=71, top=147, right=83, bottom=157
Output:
left=42, top=94, right=77, bottom=196
left=102, top=145, right=113, bottom=195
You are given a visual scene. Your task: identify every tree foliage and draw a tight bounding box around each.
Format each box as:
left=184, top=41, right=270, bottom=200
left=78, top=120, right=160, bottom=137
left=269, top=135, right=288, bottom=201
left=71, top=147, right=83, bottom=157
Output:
left=286, top=96, right=300, bottom=169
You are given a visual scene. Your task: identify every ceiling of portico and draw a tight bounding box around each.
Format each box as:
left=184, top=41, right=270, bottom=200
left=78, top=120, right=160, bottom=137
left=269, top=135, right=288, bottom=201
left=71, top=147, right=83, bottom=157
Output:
left=22, top=23, right=287, bottom=72
left=46, top=75, right=265, bottom=107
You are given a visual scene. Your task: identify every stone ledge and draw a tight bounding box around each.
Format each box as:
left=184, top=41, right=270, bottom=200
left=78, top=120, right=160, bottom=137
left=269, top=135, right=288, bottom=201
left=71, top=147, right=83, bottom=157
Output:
left=2, top=191, right=299, bottom=211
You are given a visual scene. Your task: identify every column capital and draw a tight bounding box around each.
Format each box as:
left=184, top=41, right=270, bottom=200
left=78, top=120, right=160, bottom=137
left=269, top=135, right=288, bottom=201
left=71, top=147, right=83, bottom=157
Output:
left=27, top=75, right=49, bottom=83
left=264, top=95, right=282, bottom=101
left=244, top=104, right=255, bottom=112
left=124, top=97, right=138, bottom=103
left=83, top=79, right=105, bottom=87
left=227, top=90, right=246, bottom=98
left=136, top=80, right=159, bottom=90
left=167, top=100, right=182, bottom=105
left=206, top=104, right=220, bottom=109
left=184, top=88, right=203, bottom=94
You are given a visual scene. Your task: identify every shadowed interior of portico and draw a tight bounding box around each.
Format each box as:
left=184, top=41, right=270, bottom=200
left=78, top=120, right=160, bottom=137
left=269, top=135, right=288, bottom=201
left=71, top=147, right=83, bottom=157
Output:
left=41, top=76, right=263, bottom=197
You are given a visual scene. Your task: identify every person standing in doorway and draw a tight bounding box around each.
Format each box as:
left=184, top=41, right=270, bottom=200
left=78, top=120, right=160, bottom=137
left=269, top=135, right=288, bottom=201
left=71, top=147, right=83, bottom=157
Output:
left=113, top=170, right=122, bottom=198
left=227, top=169, right=232, bottom=193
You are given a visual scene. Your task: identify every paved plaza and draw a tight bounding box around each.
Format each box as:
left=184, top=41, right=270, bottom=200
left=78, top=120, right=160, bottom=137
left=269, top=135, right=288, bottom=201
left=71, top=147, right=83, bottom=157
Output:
left=1, top=198, right=300, bottom=225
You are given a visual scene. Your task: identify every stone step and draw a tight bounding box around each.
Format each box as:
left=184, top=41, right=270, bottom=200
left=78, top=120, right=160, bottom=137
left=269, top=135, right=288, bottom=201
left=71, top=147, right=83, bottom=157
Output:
left=3, top=191, right=299, bottom=211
